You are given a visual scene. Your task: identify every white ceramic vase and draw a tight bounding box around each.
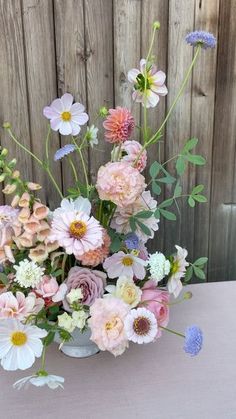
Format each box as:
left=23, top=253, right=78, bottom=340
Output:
left=54, top=327, right=99, bottom=358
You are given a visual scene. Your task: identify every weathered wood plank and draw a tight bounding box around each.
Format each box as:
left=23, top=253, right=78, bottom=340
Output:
left=0, top=0, right=33, bottom=204
left=22, top=0, right=62, bottom=208
left=141, top=0, right=169, bottom=253
left=192, top=0, right=220, bottom=280
left=84, top=0, right=114, bottom=183
left=209, top=0, right=236, bottom=281
left=54, top=0, right=87, bottom=192
left=165, top=0, right=195, bottom=258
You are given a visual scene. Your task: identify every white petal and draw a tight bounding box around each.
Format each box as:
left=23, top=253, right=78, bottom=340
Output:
left=151, top=84, right=168, bottom=96
left=151, top=70, right=166, bottom=85
left=43, top=106, right=59, bottom=119
left=59, top=121, right=72, bottom=135
left=16, top=345, right=35, bottom=370
left=127, top=68, right=140, bottom=83
left=61, top=93, right=74, bottom=110
left=73, top=197, right=91, bottom=214
left=70, top=121, right=81, bottom=136
left=71, top=102, right=85, bottom=114
left=51, top=98, right=64, bottom=113
left=146, top=91, right=160, bottom=108
left=72, top=113, right=89, bottom=126
left=50, top=117, right=62, bottom=131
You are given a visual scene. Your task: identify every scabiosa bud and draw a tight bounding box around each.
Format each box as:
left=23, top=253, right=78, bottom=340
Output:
left=124, top=233, right=139, bottom=250
left=185, top=31, right=216, bottom=49
left=54, top=144, right=76, bottom=161
left=184, top=325, right=203, bottom=356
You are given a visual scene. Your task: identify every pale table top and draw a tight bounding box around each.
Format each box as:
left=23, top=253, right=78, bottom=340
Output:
left=1, top=281, right=236, bottom=419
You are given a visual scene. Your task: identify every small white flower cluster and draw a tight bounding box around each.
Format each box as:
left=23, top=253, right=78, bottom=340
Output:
left=148, top=252, right=170, bottom=283
left=58, top=310, right=88, bottom=333
left=14, top=259, right=45, bottom=288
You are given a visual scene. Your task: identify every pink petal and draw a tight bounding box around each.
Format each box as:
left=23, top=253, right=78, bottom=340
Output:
left=151, top=71, right=166, bottom=85
left=151, top=85, right=168, bottom=96
left=59, top=121, right=72, bottom=135
left=71, top=102, right=85, bottom=115
left=43, top=106, right=59, bottom=120
left=50, top=117, right=62, bottom=131
left=71, top=113, right=89, bottom=126
left=51, top=98, right=64, bottom=113
left=146, top=91, right=160, bottom=108
left=128, top=68, right=140, bottom=83
left=140, top=59, right=146, bottom=72
left=61, top=93, right=74, bottom=110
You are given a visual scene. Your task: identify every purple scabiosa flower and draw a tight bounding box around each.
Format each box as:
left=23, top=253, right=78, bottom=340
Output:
left=54, top=144, right=75, bottom=161
left=124, top=233, right=139, bottom=250
left=184, top=325, right=203, bottom=356
left=185, top=31, right=216, bottom=49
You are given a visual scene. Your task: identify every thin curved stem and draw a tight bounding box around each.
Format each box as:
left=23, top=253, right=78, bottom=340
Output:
left=68, top=156, right=78, bottom=183
left=72, top=137, right=89, bottom=197
left=160, top=326, right=185, bottom=338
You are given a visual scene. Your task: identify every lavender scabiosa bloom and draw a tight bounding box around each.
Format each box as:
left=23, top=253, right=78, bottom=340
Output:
left=185, top=31, right=216, bottom=49
left=124, top=233, right=139, bottom=250
left=184, top=325, right=203, bottom=356
left=54, top=144, right=75, bottom=161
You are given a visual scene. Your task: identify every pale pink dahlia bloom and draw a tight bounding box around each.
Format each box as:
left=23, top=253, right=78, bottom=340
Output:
left=49, top=210, right=103, bottom=257
left=88, top=297, right=130, bottom=356
left=167, top=245, right=189, bottom=298
left=111, top=190, right=159, bottom=243
left=96, top=162, right=146, bottom=208
left=103, top=251, right=147, bottom=280
left=103, top=107, right=135, bottom=144
left=43, top=93, right=89, bottom=136
left=0, top=291, right=44, bottom=321
left=118, top=140, right=147, bottom=172
left=128, top=59, right=168, bottom=108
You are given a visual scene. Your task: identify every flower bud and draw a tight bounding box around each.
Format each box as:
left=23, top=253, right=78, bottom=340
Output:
left=99, top=106, right=109, bottom=117
left=153, top=21, right=160, bottom=30
left=27, top=182, right=42, bottom=191
left=1, top=148, right=8, bottom=156
left=12, top=170, right=20, bottom=179
left=184, top=291, right=193, bottom=300
left=2, top=183, right=17, bottom=194
left=0, top=173, right=6, bottom=182
left=2, top=122, right=11, bottom=129
left=8, top=159, right=17, bottom=169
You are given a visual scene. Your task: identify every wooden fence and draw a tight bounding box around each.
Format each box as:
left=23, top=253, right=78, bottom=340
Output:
left=0, top=0, right=235, bottom=281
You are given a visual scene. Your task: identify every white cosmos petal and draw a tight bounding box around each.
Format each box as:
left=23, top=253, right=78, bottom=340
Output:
left=51, top=98, right=64, bottom=113
left=0, top=340, right=12, bottom=358
left=151, top=70, right=166, bottom=85
left=73, top=196, right=91, bottom=214
left=151, top=84, right=168, bottom=96
left=50, top=118, right=62, bottom=131
left=127, top=68, right=140, bottom=83
left=70, top=121, right=81, bottom=136
left=59, top=121, right=72, bottom=135
left=27, top=338, right=43, bottom=358
left=61, top=93, right=73, bottom=110
left=72, top=113, right=89, bottom=125
left=71, top=102, right=85, bottom=114
left=17, top=345, right=35, bottom=370
left=1, top=346, right=18, bottom=371
left=146, top=91, right=160, bottom=108
left=43, top=106, right=60, bottom=119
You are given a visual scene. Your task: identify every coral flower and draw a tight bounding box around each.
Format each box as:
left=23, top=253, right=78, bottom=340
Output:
left=43, top=93, right=89, bottom=136
left=49, top=210, right=103, bottom=257
left=103, top=107, right=135, bottom=144
left=96, top=162, right=146, bottom=208
left=76, top=230, right=111, bottom=267
left=128, top=59, right=167, bottom=108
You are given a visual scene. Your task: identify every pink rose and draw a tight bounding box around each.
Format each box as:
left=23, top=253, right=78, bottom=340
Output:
left=35, top=275, right=67, bottom=304
left=64, top=267, right=106, bottom=309
left=141, top=280, right=170, bottom=337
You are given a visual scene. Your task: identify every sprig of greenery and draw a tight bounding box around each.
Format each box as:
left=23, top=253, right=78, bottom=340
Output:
left=184, top=257, right=208, bottom=282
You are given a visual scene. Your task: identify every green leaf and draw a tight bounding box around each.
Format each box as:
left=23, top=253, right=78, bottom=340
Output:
left=110, top=236, right=121, bottom=253
left=176, top=156, right=186, bottom=175
left=149, top=161, right=161, bottom=178
left=184, top=266, right=193, bottom=282
left=183, top=137, right=198, bottom=152
left=174, top=181, right=182, bottom=198
left=194, top=257, right=208, bottom=266
left=48, top=305, right=60, bottom=315
left=154, top=209, right=160, bottom=219
left=51, top=269, right=63, bottom=278
left=159, top=209, right=177, bottom=221
left=135, top=210, right=153, bottom=219
left=136, top=220, right=152, bottom=236
left=157, top=175, right=176, bottom=184
left=193, top=194, right=207, bottom=203
left=129, top=217, right=136, bottom=233
left=43, top=331, right=55, bottom=347
left=0, top=272, right=9, bottom=285
left=193, top=266, right=206, bottom=280
left=188, top=196, right=195, bottom=207
left=192, top=184, right=204, bottom=195
left=158, top=198, right=174, bottom=209
left=152, top=181, right=162, bottom=195
left=186, top=154, right=206, bottom=165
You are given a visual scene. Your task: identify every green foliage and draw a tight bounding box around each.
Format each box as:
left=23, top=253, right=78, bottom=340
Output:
left=149, top=161, right=176, bottom=196
left=184, top=257, right=208, bottom=283
left=129, top=212, right=153, bottom=237
left=175, top=138, right=206, bottom=176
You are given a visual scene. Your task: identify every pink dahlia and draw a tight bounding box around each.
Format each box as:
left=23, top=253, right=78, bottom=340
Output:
left=88, top=297, right=130, bottom=356
left=103, top=107, right=134, bottom=144
left=76, top=230, right=111, bottom=267
left=64, top=266, right=106, bottom=308
left=49, top=210, right=103, bottom=257
left=96, top=162, right=146, bottom=208
left=118, top=140, right=147, bottom=172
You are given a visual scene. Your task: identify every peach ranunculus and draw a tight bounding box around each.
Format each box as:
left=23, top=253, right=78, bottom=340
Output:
left=0, top=291, right=44, bottom=321
left=89, top=297, right=130, bottom=356
left=141, top=280, right=170, bottom=337
left=96, top=162, right=146, bottom=208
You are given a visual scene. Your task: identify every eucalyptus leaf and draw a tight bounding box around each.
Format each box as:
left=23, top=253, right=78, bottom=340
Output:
left=149, top=161, right=161, bottom=178
left=192, top=184, right=204, bottom=195
left=158, top=198, right=174, bottom=209
left=174, top=181, right=182, bottom=197
left=129, top=217, right=136, bottom=232
left=184, top=266, right=193, bottom=282
left=136, top=220, right=152, bottom=236
left=110, top=236, right=121, bottom=252
left=154, top=209, right=160, bottom=219
left=135, top=210, right=153, bottom=219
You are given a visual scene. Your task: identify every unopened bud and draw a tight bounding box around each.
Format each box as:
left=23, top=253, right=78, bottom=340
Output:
left=99, top=106, right=109, bottom=117
left=12, top=170, right=20, bottom=179
left=27, top=182, right=42, bottom=191
left=8, top=159, right=17, bottom=169
left=1, top=148, right=8, bottom=156
left=184, top=291, right=193, bottom=300
left=0, top=173, right=6, bottom=182
left=153, top=21, right=161, bottom=30
left=2, top=122, right=11, bottom=129
left=11, top=195, right=20, bottom=208
left=2, top=183, right=17, bottom=194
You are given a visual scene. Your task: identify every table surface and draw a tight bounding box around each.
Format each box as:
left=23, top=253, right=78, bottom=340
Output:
left=1, top=281, right=236, bottom=419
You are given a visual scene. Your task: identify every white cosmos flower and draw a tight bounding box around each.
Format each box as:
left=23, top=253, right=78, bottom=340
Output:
left=13, top=373, right=64, bottom=390
left=124, top=307, right=158, bottom=344
left=0, top=319, right=47, bottom=371
left=53, top=197, right=92, bottom=218
left=14, top=259, right=45, bottom=288
left=43, top=93, right=89, bottom=136
left=167, top=245, right=189, bottom=298
left=103, top=251, right=147, bottom=280
left=86, top=125, right=99, bottom=147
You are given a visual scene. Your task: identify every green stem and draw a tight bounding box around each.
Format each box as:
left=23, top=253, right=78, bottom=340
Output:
left=160, top=326, right=185, bottom=338
left=45, top=168, right=64, bottom=199
left=45, top=125, right=51, bottom=163
left=72, top=137, right=89, bottom=197
left=41, top=345, right=47, bottom=370
left=61, top=253, right=68, bottom=282
left=68, top=156, right=78, bottom=183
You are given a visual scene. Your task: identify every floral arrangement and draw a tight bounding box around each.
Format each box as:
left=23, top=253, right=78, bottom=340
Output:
left=0, top=25, right=216, bottom=390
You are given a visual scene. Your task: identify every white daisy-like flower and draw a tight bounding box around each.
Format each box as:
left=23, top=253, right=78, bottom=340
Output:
left=13, top=373, right=64, bottom=390
left=43, top=93, right=89, bottom=136
left=167, top=245, right=189, bottom=298
left=14, top=259, right=45, bottom=288
left=124, top=307, right=158, bottom=344
left=0, top=319, right=47, bottom=371
left=53, top=197, right=91, bottom=218
left=105, top=276, right=142, bottom=308
left=86, top=125, right=99, bottom=147
left=148, top=252, right=171, bottom=283
left=103, top=251, right=147, bottom=280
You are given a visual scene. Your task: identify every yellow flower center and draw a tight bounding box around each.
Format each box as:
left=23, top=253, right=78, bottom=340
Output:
left=171, top=261, right=180, bottom=274
left=105, top=317, right=117, bottom=331
left=61, top=111, right=71, bottom=121
left=69, top=220, right=87, bottom=239
left=122, top=256, right=133, bottom=266
left=11, top=331, right=27, bottom=346
left=133, top=317, right=151, bottom=336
